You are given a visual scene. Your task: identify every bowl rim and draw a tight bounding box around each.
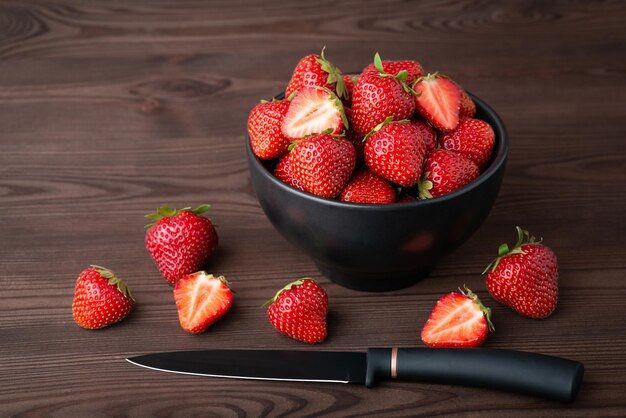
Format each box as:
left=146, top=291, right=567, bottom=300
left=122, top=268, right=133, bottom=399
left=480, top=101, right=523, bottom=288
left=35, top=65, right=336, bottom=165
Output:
left=246, top=92, right=509, bottom=211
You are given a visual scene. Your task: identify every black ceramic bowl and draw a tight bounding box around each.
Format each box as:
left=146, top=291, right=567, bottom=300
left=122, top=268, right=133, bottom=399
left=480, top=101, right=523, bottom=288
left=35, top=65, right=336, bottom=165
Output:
left=246, top=93, right=508, bottom=292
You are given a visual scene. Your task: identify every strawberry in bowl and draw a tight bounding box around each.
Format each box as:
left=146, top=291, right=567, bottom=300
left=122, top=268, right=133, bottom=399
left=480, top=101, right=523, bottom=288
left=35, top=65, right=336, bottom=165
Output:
left=246, top=50, right=508, bottom=291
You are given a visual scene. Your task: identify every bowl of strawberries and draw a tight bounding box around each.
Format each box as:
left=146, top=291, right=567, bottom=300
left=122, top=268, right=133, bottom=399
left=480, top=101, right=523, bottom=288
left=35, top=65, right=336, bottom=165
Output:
left=246, top=49, right=508, bottom=292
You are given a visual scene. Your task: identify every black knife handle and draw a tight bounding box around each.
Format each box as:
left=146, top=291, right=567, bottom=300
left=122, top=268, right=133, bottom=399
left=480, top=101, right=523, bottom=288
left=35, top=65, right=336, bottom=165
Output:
left=366, top=348, right=583, bottom=402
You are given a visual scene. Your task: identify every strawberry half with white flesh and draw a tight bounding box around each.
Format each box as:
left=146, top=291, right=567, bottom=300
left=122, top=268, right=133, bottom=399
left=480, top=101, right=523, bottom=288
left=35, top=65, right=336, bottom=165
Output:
left=282, top=87, right=348, bottom=139
left=421, top=286, right=494, bottom=348
left=174, top=272, right=233, bottom=333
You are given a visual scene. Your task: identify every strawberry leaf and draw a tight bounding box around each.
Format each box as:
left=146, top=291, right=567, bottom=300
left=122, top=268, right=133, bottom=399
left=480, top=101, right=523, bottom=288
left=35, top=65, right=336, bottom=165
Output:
left=261, top=278, right=312, bottom=307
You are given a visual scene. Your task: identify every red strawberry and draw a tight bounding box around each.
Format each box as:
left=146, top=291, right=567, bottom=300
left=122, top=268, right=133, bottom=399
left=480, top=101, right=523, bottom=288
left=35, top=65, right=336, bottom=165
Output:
left=340, top=169, right=396, bottom=204
left=282, top=87, right=348, bottom=139
left=421, top=287, right=494, bottom=348
left=483, top=227, right=559, bottom=318
left=440, top=118, right=495, bottom=169
left=414, top=73, right=461, bottom=131
left=286, top=134, right=356, bottom=198
left=419, top=149, right=479, bottom=199
left=72, top=266, right=134, bottom=330
left=265, top=279, right=328, bottom=344
left=345, top=128, right=365, bottom=163
left=145, top=204, right=218, bottom=284
left=364, top=119, right=427, bottom=187
left=459, top=89, right=476, bottom=118
left=248, top=99, right=291, bottom=159
left=174, top=272, right=233, bottom=333
left=274, top=152, right=306, bottom=191
left=350, top=53, right=417, bottom=135
left=362, top=59, right=423, bottom=84
left=285, top=47, right=348, bottom=101
left=411, top=118, right=438, bottom=152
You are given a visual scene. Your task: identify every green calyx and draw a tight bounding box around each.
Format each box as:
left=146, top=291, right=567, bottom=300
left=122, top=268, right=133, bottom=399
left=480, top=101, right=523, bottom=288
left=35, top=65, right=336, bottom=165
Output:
left=316, top=46, right=348, bottom=101
left=363, top=116, right=399, bottom=142
left=482, top=226, right=543, bottom=274
left=373, top=52, right=420, bottom=97
left=90, top=265, right=135, bottom=301
left=145, top=204, right=211, bottom=229
left=261, top=278, right=314, bottom=308
left=417, top=175, right=433, bottom=200
left=459, top=285, right=494, bottom=332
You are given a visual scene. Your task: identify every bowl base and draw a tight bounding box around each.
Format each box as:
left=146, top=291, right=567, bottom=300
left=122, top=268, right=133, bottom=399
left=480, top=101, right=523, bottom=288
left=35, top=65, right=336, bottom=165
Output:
left=315, top=263, right=432, bottom=292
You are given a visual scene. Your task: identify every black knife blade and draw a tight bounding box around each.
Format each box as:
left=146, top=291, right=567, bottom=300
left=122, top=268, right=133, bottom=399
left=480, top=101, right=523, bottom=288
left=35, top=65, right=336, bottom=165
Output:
left=127, top=348, right=584, bottom=403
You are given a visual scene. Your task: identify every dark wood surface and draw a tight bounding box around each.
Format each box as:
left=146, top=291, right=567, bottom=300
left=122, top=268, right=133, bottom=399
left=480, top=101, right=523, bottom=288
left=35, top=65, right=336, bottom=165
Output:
left=1, top=0, right=625, bottom=416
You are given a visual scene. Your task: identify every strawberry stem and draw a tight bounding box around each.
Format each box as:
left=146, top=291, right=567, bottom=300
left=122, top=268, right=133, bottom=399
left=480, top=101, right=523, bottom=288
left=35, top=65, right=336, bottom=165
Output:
left=482, top=226, right=543, bottom=274
left=372, top=52, right=420, bottom=97
left=261, top=278, right=312, bottom=308
left=90, top=265, right=135, bottom=301
left=459, top=285, right=494, bottom=332
left=417, top=176, right=433, bottom=200
left=144, top=204, right=211, bottom=229
left=316, top=46, right=348, bottom=101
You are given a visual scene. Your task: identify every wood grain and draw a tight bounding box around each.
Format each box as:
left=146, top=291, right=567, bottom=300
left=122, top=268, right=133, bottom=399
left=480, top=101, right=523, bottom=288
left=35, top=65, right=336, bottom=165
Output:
left=1, top=0, right=625, bottom=416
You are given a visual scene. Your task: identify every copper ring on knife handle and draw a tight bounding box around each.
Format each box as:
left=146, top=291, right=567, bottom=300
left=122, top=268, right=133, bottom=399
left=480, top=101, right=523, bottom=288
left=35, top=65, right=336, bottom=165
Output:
left=390, top=347, right=398, bottom=378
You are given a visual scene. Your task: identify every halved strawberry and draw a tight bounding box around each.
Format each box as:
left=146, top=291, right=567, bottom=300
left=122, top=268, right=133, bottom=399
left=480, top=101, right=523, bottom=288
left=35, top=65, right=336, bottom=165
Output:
left=421, top=287, right=494, bottom=348
left=282, top=87, right=347, bottom=139
left=173, top=271, right=233, bottom=333
left=413, top=73, right=461, bottom=131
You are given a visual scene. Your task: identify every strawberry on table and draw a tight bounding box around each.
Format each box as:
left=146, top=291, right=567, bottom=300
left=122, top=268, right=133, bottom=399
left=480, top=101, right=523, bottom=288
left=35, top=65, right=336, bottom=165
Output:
left=145, top=204, right=218, bottom=284
left=72, top=265, right=134, bottom=330
left=413, top=73, right=461, bottom=131
left=440, top=117, right=495, bottom=169
left=418, top=149, right=479, bottom=199
left=421, top=286, right=494, bottom=348
left=364, top=118, right=427, bottom=187
left=483, top=227, right=559, bottom=319
left=285, top=47, right=348, bottom=101
left=264, top=279, right=328, bottom=344
left=282, top=87, right=348, bottom=139
left=248, top=99, right=291, bottom=160
left=174, top=272, right=233, bottom=333
left=286, top=133, right=356, bottom=198
left=350, top=53, right=418, bottom=135
left=340, top=169, right=396, bottom=204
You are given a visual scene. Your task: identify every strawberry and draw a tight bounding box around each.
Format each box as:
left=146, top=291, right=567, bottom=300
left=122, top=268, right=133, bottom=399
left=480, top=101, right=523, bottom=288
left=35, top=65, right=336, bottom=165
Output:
left=345, top=128, right=365, bottom=163
left=459, top=89, right=476, bottom=118
left=421, top=286, right=494, bottom=348
left=418, top=149, right=479, bottom=199
left=286, top=134, right=356, bottom=198
left=145, top=204, right=218, bottom=284
left=340, top=169, right=396, bottom=204
left=248, top=99, right=291, bottom=159
left=282, top=87, right=348, bottom=139
left=362, top=58, right=423, bottom=84
left=413, top=73, right=461, bottom=131
left=174, top=272, right=233, bottom=333
left=350, top=53, right=417, bottom=135
left=364, top=118, right=427, bottom=187
left=285, top=47, right=348, bottom=101
left=440, top=117, right=495, bottom=169
left=274, top=152, right=306, bottom=191
left=264, top=279, right=328, bottom=344
left=72, top=265, right=134, bottom=330
left=483, top=227, right=559, bottom=319
left=411, top=118, right=438, bottom=152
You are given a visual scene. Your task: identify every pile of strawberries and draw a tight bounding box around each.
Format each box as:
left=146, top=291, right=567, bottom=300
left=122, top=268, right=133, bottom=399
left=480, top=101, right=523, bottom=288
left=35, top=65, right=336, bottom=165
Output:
left=248, top=49, right=496, bottom=203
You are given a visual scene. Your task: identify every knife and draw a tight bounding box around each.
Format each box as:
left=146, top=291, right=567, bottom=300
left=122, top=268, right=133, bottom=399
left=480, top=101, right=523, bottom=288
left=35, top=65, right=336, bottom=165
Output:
left=127, top=347, right=584, bottom=402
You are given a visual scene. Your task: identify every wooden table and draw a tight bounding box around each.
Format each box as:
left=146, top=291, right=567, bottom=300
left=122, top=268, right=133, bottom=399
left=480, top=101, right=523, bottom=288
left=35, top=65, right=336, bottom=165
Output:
left=2, top=1, right=625, bottom=416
